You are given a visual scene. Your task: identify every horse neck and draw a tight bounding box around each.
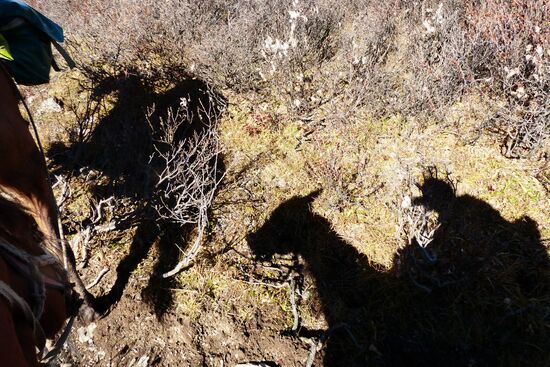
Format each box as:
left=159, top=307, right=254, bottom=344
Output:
left=0, top=66, right=21, bottom=110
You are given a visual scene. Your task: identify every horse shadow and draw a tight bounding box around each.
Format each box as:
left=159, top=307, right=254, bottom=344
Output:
left=247, top=180, right=549, bottom=366
left=48, top=69, right=226, bottom=317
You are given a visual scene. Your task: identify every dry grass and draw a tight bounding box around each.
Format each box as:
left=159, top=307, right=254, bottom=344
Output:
left=217, top=90, right=549, bottom=256
left=17, top=0, right=550, bottom=365
left=35, top=72, right=548, bottom=363
left=207, top=90, right=550, bottom=364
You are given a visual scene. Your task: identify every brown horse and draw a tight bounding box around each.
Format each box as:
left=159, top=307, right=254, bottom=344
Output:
left=0, top=197, right=79, bottom=366
left=0, top=65, right=84, bottom=365
left=0, top=65, right=60, bottom=251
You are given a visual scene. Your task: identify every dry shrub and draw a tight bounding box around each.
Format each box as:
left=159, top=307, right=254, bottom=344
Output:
left=28, top=0, right=549, bottom=159
left=29, top=0, right=156, bottom=68
left=463, top=0, right=550, bottom=157
left=32, top=1, right=343, bottom=91
left=325, top=1, right=399, bottom=117
left=149, top=95, right=224, bottom=276
left=464, top=0, right=549, bottom=65
left=392, top=0, right=549, bottom=157
left=252, top=0, right=346, bottom=115
left=395, top=2, right=478, bottom=116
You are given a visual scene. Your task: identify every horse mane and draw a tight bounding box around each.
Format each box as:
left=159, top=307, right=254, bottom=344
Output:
left=0, top=194, right=47, bottom=255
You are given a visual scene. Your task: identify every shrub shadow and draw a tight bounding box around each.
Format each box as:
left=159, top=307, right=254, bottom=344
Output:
left=247, top=181, right=549, bottom=366
left=49, top=69, right=226, bottom=318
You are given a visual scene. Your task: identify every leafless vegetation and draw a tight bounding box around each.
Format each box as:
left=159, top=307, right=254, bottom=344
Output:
left=149, top=98, right=224, bottom=277
left=27, top=0, right=547, bottom=310
left=463, top=0, right=550, bottom=157
left=30, top=0, right=549, bottom=157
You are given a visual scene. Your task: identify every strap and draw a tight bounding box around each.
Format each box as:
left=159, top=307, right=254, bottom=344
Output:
left=40, top=315, right=75, bottom=363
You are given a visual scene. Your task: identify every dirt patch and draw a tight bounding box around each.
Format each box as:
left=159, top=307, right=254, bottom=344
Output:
left=57, top=245, right=310, bottom=367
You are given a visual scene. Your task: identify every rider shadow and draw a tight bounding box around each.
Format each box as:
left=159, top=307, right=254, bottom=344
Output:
left=48, top=69, right=226, bottom=318
left=395, top=177, right=550, bottom=365
left=247, top=181, right=549, bottom=366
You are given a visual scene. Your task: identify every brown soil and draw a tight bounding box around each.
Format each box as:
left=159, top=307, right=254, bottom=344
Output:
left=57, top=246, right=310, bottom=367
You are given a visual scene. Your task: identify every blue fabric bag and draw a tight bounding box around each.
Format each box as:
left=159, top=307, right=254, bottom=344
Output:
left=0, top=0, right=73, bottom=85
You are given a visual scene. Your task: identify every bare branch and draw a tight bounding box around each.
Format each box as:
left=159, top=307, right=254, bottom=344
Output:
left=86, top=267, right=109, bottom=289
left=149, top=94, right=224, bottom=278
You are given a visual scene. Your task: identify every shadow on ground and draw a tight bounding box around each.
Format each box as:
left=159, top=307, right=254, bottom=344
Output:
left=247, top=179, right=550, bottom=367
left=49, top=69, right=226, bottom=318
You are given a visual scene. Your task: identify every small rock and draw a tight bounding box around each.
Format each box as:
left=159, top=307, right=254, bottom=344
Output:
left=38, top=97, right=62, bottom=114
left=401, top=195, right=411, bottom=209
left=133, top=355, right=150, bottom=367
left=77, top=322, right=97, bottom=344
